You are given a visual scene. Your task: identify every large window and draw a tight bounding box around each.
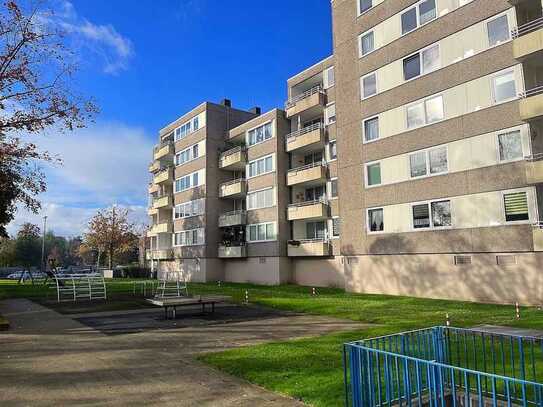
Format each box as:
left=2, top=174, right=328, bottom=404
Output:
left=175, top=171, right=200, bottom=193
left=363, top=116, right=379, bottom=142
left=401, top=0, right=436, bottom=35
left=247, top=222, right=276, bottom=242
left=247, top=188, right=274, bottom=210
left=248, top=122, right=273, bottom=146
left=492, top=70, right=516, bottom=103
left=174, top=115, right=200, bottom=141
left=368, top=208, right=384, bottom=232
left=306, top=221, right=326, bottom=240
left=367, top=163, right=382, bottom=186
left=409, top=146, right=448, bottom=178
left=332, top=217, right=340, bottom=238
left=325, top=103, right=336, bottom=125
left=175, top=144, right=199, bottom=166
left=174, top=199, right=205, bottom=219
left=360, top=31, right=374, bottom=56
left=487, top=14, right=510, bottom=47
left=406, top=95, right=444, bottom=129
left=361, top=72, right=377, bottom=98
left=412, top=200, right=451, bottom=229
left=247, top=154, right=274, bottom=178
left=329, top=178, right=338, bottom=199
left=305, top=185, right=325, bottom=201
left=324, top=66, right=335, bottom=89
left=328, top=140, right=337, bottom=161
left=498, top=130, right=523, bottom=162
left=403, top=44, right=440, bottom=81
left=359, top=0, right=373, bottom=14
left=174, top=228, right=205, bottom=246
left=504, top=192, right=529, bottom=222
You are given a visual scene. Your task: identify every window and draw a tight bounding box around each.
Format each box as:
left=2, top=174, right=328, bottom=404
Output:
left=404, top=44, right=440, bottom=80
left=329, top=178, right=338, bottom=198
left=306, top=221, right=326, bottom=240
left=492, top=70, right=516, bottom=103
left=306, top=186, right=325, bottom=201
left=360, top=31, right=374, bottom=56
left=361, top=72, right=377, bottom=98
left=174, top=228, right=205, bottom=246
left=304, top=150, right=323, bottom=165
left=504, top=192, right=529, bottom=222
left=247, top=154, right=274, bottom=178
left=363, top=117, right=379, bottom=142
left=247, top=188, right=275, bottom=210
left=332, top=217, right=340, bottom=238
left=325, top=103, right=336, bottom=125
left=412, top=200, right=451, bottom=229
left=487, top=15, right=510, bottom=47
left=175, top=171, right=200, bottom=193
left=174, top=115, right=201, bottom=141
left=407, top=95, right=444, bottom=129
left=174, top=199, right=205, bottom=219
left=368, top=208, right=384, bottom=232
left=367, top=163, right=381, bottom=186
left=498, top=130, right=523, bottom=162
left=248, top=122, right=273, bottom=146
left=329, top=140, right=337, bottom=161
left=247, top=222, right=276, bottom=242
left=409, top=146, right=448, bottom=178
left=359, top=0, right=372, bottom=14
left=324, top=67, right=335, bottom=89
left=402, top=0, right=436, bottom=35
left=175, top=144, right=199, bottom=166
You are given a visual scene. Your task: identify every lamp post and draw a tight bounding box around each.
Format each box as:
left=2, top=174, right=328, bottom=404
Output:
left=41, top=215, right=47, bottom=274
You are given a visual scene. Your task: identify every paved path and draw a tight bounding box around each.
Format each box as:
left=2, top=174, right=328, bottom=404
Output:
left=0, top=299, right=365, bottom=406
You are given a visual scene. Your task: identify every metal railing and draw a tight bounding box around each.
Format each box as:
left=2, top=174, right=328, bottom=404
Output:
left=286, top=122, right=324, bottom=141
left=219, top=209, right=246, bottom=218
left=288, top=238, right=330, bottom=244
left=512, top=15, right=543, bottom=39
left=288, top=198, right=328, bottom=208
left=520, top=85, right=543, bottom=99
left=285, top=85, right=324, bottom=109
left=220, top=145, right=246, bottom=159
left=526, top=153, right=543, bottom=162
left=287, top=161, right=327, bottom=174
left=220, top=178, right=246, bottom=187
left=154, top=140, right=174, bottom=153
left=533, top=221, right=543, bottom=229
left=51, top=273, right=107, bottom=303
left=344, top=326, right=543, bottom=407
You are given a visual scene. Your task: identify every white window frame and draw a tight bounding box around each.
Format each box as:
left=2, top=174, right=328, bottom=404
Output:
left=365, top=161, right=382, bottom=188
left=357, top=0, right=374, bottom=17
left=491, top=68, right=518, bottom=105
left=246, top=187, right=275, bottom=211
left=402, top=43, right=441, bottom=83
left=408, top=145, right=449, bottom=180
left=324, top=66, right=335, bottom=89
left=247, top=153, right=275, bottom=179
left=330, top=216, right=340, bottom=239
left=362, top=115, right=380, bottom=144
left=485, top=12, right=511, bottom=49
left=400, top=0, right=437, bottom=37
left=328, top=140, right=337, bottom=162
left=246, top=121, right=274, bottom=147
left=246, top=222, right=277, bottom=243
left=173, top=228, right=205, bottom=247
left=328, top=177, right=339, bottom=200
left=174, top=115, right=201, bottom=142
left=325, top=103, right=336, bottom=125
left=175, top=143, right=200, bottom=167
left=405, top=94, right=444, bottom=130
left=496, top=128, right=526, bottom=164
left=366, top=207, right=385, bottom=234
left=174, top=198, right=205, bottom=220
left=410, top=198, right=453, bottom=231
left=174, top=170, right=202, bottom=193
left=361, top=71, right=378, bottom=100
left=359, top=29, right=375, bottom=58
left=500, top=188, right=535, bottom=225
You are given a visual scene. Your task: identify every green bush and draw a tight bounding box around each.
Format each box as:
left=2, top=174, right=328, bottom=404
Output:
left=116, top=265, right=150, bottom=279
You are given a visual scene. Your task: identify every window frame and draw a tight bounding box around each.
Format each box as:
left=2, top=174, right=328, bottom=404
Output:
left=175, top=142, right=201, bottom=167
left=246, top=120, right=274, bottom=147
left=324, top=66, right=335, bottom=89
left=486, top=12, right=511, bottom=49
left=501, top=189, right=532, bottom=224
left=402, top=43, right=441, bottom=83
left=174, top=170, right=202, bottom=193
left=331, top=216, right=340, bottom=239
left=357, top=0, right=374, bottom=17
left=496, top=129, right=525, bottom=164
left=173, top=228, right=205, bottom=247
left=365, top=161, right=382, bottom=188
left=366, top=207, right=385, bottom=234
left=408, top=145, right=449, bottom=180
left=328, top=140, right=338, bottom=162
left=410, top=198, right=453, bottom=231
left=174, top=115, right=201, bottom=142
left=246, top=222, right=277, bottom=243
left=491, top=68, right=518, bottom=105
left=359, top=29, right=375, bottom=58
left=405, top=94, right=444, bottom=130
left=328, top=177, right=339, bottom=200
left=362, top=115, right=380, bottom=144
left=247, top=153, right=275, bottom=179
left=325, top=102, right=337, bottom=125
left=361, top=71, right=378, bottom=100
left=174, top=198, right=205, bottom=220
left=246, top=187, right=275, bottom=211
left=400, top=0, right=437, bottom=37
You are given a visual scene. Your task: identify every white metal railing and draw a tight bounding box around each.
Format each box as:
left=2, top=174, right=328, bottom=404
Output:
left=512, top=15, right=543, bottom=38
left=220, top=145, right=246, bottom=159
left=288, top=238, right=330, bottom=244
left=219, top=209, right=246, bottom=218
left=533, top=221, right=543, bottom=229
left=520, top=85, right=543, bottom=99
left=154, top=140, right=174, bottom=153
left=526, top=152, right=543, bottom=162
left=286, top=122, right=324, bottom=141
left=285, top=85, right=324, bottom=109
left=51, top=273, right=107, bottom=303
left=288, top=198, right=328, bottom=208
left=287, top=161, right=327, bottom=174
left=220, top=178, right=246, bottom=187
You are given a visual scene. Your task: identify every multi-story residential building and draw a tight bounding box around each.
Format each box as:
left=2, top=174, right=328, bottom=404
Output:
left=147, top=0, right=543, bottom=304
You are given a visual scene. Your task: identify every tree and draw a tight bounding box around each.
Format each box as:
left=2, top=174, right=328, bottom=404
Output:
left=0, top=1, right=98, bottom=237
left=14, top=221, right=41, bottom=270
left=83, top=206, right=139, bottom=269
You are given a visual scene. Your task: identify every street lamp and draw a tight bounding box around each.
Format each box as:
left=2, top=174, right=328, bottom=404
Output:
left=41, top=215, right=47, bottom=274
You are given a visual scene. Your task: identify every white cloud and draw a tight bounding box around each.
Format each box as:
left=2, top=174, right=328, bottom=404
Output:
left=6, top=121, right=154, bottom=237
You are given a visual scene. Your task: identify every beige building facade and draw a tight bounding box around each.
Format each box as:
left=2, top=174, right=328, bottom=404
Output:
left=147, top=0, right=543, bottom=304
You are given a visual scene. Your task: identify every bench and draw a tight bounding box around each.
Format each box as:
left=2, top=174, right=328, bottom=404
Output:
left=146, top=295, right=231, bottom=319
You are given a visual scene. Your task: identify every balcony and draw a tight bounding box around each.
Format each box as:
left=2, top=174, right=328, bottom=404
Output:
left=149, top=161, right=161, bottom=173
left=218, top=210, right=247, bottom=228
left=526, top=154, right=543, bottom=183
left=153, top=167, right=174, bottom=185
left=285, top=123, right=325, bottom=153
left=287, top=239, right=331, bottom=257
left=285, top=85, right=326, bottom=118
left=519, top=87, right=543, bottom=121
left=154, top=142, right=174, bottom=161
left=287, top=201, right=329, bottom=221
left=218, top=245, right=247, bottom=258
left=219, top=179, right=247, bottom=198
left=153, top=195, right=172, bottom=209
left=148, top=183, right=159, bottom=194
left=147, top=222, right=173, bottom=237
left=534, top=223, right=543, bottom=251
left=512, top=17, right=543, bottom=60
left=146, top=249, right=173, bottom=260
left=287, top=162, right=327, bottom=186
left=219, top=146, right=247, bottom=171
left=148, top=207, right=158, bottom=216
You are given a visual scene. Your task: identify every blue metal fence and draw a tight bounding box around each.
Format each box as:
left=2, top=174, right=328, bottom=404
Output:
left=344, top=327, right=543, bottom=407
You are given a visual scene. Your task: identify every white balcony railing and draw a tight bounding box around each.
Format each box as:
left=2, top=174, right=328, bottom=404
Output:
left=526, top=153, right=543, bottom=162
left=287, top=161, right=327, bottom=174
left=520, top=85, right=543, bottom=99
left=512, top=15, right=543, bottom=38
left=285, top=122, right=323, bottom=142
left=285, top=85, right=324, bottom=109
left=220, top=145, right=246, bottom=159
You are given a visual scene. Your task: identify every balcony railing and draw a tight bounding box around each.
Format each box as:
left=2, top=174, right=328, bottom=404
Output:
left=287, top=161, right=327, bottom=174
left=285, top=85, right=324, bottom=109
left=154, top=140, right=174, bottom=153
left=288, top=198, right=327, bottom=208
left=220, top=178, right=246, bottom=187
left=512, top=15, right=543, bottom=38
left=286, top=122, right=323, bottom=140
left=218, top=210, right=247, bottom=227
left=220, top=145, right=246, bottom=159
left=526, top=152, right=543, bottom=162
left=520, top=85, right=543, bottom=98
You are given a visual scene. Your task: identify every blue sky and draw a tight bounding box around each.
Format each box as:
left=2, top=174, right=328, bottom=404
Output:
left=8, top=0, right=333, bottom=237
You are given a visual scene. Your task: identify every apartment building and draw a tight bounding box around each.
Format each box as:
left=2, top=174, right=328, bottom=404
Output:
left=147, top=0, right=543, bottom=304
